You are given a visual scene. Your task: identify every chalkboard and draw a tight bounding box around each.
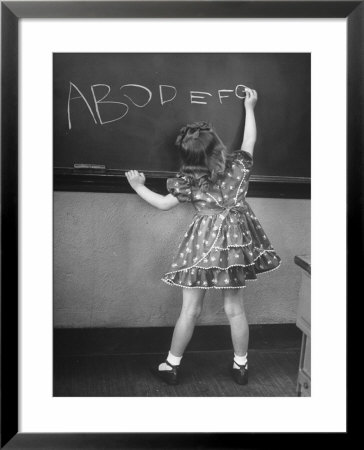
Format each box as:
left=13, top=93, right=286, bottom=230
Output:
left=53, top=53, right=310, bottom=197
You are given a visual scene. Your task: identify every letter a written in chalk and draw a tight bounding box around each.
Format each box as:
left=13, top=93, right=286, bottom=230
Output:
left=67, top=82, right=98, bottom=130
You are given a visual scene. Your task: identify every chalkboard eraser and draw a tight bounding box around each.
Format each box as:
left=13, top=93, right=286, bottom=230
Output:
left=74, top=163, right=106, bottom=170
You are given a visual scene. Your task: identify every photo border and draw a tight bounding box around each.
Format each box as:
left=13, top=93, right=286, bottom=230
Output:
left=2, top=1, right=359, bottom=447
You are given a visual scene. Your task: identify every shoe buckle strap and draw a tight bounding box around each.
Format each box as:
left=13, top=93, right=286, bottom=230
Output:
left=165, top=359, right=178, bottom=369
left=234, top=359, right=247, bottom=368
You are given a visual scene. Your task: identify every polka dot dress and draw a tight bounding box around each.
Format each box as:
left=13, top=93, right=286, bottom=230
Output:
left=161, top=150, right=281, bottom=289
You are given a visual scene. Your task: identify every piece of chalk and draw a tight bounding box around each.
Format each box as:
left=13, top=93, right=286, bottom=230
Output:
left=74, top=163, right=92, bottom=169
left=91, top=164, right=106, bottom=169
left=74, top=164, right=106, bottom=169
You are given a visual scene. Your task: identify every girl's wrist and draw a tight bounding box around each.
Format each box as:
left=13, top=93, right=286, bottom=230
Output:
left=134, top=183, right=144, bottom=193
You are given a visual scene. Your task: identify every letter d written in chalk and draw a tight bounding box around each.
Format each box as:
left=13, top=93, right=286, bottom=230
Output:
left=159, top=85, right=177, bottom=105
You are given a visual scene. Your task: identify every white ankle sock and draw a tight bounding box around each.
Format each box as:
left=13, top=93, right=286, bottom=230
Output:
left=158, top=351, right=183, bottom=371
left=233, top=352, right=248, bottom=369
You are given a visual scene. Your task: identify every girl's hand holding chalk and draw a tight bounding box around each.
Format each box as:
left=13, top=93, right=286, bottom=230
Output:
left=244, top=88, right=258, bottom=110
left=126, top=170, right=146, bottom=190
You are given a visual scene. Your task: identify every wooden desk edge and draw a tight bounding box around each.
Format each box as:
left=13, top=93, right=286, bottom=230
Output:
left=294, top=255, right=311, bottom=275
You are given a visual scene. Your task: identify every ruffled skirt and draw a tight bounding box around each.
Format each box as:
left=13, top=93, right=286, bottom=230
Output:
left=161, top=203, right=281, bottom=289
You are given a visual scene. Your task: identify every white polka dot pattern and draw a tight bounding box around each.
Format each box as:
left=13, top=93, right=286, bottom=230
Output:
left=162, top=150, right=281, bottom=289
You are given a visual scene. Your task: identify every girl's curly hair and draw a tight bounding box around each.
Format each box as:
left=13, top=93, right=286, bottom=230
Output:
left=175, top=121, right=233, bottom=192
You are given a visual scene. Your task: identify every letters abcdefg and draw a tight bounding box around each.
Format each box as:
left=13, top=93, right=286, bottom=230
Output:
left=67, top=82, right=249, bottom=129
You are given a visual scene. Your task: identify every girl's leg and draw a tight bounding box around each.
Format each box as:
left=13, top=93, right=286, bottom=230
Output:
left=155, top=288, right=206, bottom=382
left=158, top=288, right=205, bottom=372
left=170, top=287, right=206, bottom=357
left=223, top=288, right=249, bottom=358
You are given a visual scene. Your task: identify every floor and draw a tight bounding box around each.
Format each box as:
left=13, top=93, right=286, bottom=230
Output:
left=54, top=347, right=300, bottom=397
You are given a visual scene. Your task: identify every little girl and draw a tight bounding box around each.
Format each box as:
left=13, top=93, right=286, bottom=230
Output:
left=126, top=88, right=281, bottom=386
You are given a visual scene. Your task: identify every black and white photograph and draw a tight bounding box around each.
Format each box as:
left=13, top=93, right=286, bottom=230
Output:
left=1, top=0, right=356, bottom=443
left=53, top=52, right=311, bottom=397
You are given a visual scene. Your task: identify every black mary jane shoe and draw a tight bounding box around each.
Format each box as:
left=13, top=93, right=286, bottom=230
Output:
left=150, top=359, right=180, bottom=385
left=231, top=359, right=249, bottom=385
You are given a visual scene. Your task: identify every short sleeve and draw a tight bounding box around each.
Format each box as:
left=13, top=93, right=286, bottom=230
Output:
left=166, top=174, right=192, bottom=203
left=233, top=149, right=253, bottom=170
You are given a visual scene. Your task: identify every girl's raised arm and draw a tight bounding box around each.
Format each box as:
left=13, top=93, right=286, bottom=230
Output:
left=241, top=88, right=258, bottom=157
left=126, top=170, right=179, bottom=211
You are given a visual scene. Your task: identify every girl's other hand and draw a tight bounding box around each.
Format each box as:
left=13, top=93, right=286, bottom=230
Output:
left=126, top=170, right=146, bottom=190
left=244, top=88, right=258, bottom=110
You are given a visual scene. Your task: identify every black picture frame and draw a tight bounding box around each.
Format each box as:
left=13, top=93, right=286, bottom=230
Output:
left=1, top=1, right=359, bottom=448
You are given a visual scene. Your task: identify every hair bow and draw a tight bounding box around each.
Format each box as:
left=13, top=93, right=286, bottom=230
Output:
left=175, top=121, right=212, bottom=147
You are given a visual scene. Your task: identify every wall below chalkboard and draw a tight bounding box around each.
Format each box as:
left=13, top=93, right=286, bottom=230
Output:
left=54, top=191, right=310, bottom=328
